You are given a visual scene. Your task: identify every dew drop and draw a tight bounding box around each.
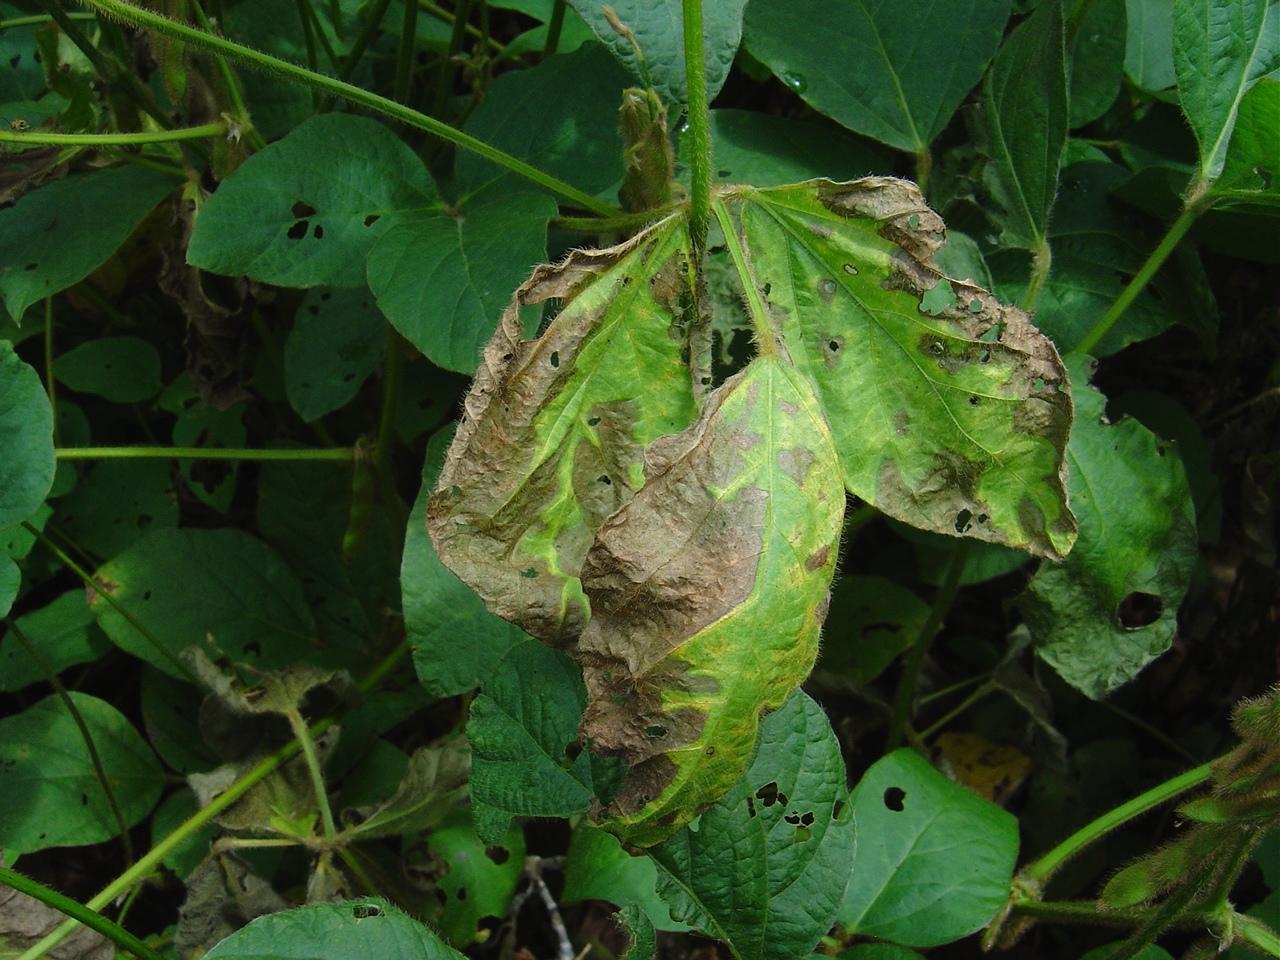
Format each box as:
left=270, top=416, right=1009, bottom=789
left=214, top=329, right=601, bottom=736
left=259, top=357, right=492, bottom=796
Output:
left=781, top=70, right=807, bottom=93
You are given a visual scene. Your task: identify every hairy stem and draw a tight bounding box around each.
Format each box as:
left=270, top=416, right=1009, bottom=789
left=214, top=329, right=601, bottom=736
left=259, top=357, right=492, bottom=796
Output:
left=429, top=0, right=472, bottom=122
left=394, top=0, right=419, bottom=102
left=1022, top=760, right=1216, bottom=886
left=1077, top=199, right=1207, bottom=354
left=15, top=643, right=409, bottom=960
left=0, top=120, right=227, bottom=146
left=887, top=539, right=969, bottom=749
left=0, top=868, right=163, bottom=960
left=1021, top=238, right=1052, bottom=311
left=78, top=0, right=617, bottom=214
left=1237, top=913, right=1280, bottom=958
left=286, top=710, right=337, bottom=842
left=0, top=12, right=95, bottom=28
left=918, top=679, right=998, bottom=741
left=55, top=445, right=354, bottom=461
left=418, top=0, right=500, bottom=52
left=681, top=0, right=712, bottom=255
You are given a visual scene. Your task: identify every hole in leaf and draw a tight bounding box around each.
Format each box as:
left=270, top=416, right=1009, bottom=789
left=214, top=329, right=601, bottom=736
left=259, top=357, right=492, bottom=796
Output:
left=883, top=786, right=906, bottom=811
left=520, top=567, right=537, bottom=579
left=587, top=416, right=601, bottom=426
left=746, top=795, right=756, bottom=818
left=24, top=262, right=37, bottom=271
left=292, top=201, right=317, bottom=218
left=287, top=220, right=309, bottom=240
left=352, top=903, right=382, bottom=919
left=1117, top=592, right=1162, bottom=629
left=456, top=887, right=468, bottom=901
left=485, top=845, right=510, bottom=864
left=954, top=509, right=973, bottom=533
left=828, top=340, right=840, bottom=352
left=549, top=351, right=560, bottom=368
left=312, top=224, right=324, bottom=239
left=364, top=213, right=380, bottom=227
left=755, top=781, right=780, bottom=807
left=644, top=723, right=667, bottom=739
left=800, top=811, right=815, bottom=826
left=564, top=740, right=583, bottom=760
left=843, top=263, right=858, bottom=275
left=598, top=474, right=611, bottom=485
left=968, top=395, right=980, bottom=405
left=833, top=799, right=844, bottom=819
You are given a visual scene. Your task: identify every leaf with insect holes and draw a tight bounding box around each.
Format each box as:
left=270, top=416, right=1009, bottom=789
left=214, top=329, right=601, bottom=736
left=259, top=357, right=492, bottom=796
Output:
left=0, top=342, right=53, bottom=617
left=648, top=691, right=856, bottom=960
left=0, top=693, right=164, bottom=854
left=580, top=356, right=844, bottom=846
left=0, top=166, right=178, bottom=322
left=1017, top=355, right=1196, bottom=699
left=427, top=215, right=699, bottom=643
left=714, top=178, right=1076, bottom=559
left=202, top=899, right=466, bottom=960
left=419, top=815, right=525, bottom=947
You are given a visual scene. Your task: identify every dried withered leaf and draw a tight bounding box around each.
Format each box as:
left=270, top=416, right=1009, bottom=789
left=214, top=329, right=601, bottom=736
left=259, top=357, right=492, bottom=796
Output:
left=716, top=177, right=1076, bottom=559
left=579, top=355, right=844, bottom=846
left=428, top=215, right=699, bottom=643
left=0, top=886, right=113, bottom=960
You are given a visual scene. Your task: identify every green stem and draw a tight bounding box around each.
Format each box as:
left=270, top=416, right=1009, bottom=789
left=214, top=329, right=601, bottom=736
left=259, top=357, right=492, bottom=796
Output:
left=713, top=199, right=775, bottom=353
left=6, top=621, right=135, bottom=866
left=55, top=445, right=354, bottom=461
left=417, top=0, right=500, bottom=52
left=394, top=0, right=419, bottom=102
left=1021, top=238, right=1052, bottom=311
left=190, top=0, right=267, bottom=151
left=1022, top=760, right=1217, bottom=886
left=0, top=12, right=96, bottom=28
left=78, top=0, right=618, bottom=215
left=15, top=643, right=410, bottom=960
left=681, top=0, right=712, bottom=255
left=336, top=0, right=391, bottom=85
left=887, top=539, right=969, bottom=750
left=286, top=710, right=337, bottom=842
left=0, top=120, right=226, bottom=147
left=1237, top=913, right=1280, bottom=958
left=1008, top=897, right=1207, bottom=931
left=554, top=204, right=682, bottom=234
left=914, top=148, right=931, bottom=194
left=0, top=868, right=163, bottom=960
left=543, top=0, right=565, bottom=55
left=919, top=679, right=998, bottom=741
left=1077, top=199, right=1207, bottom=354
left=430, top=0, right=472, bottom=121
left=24, top=521, right=197, bottom=683
left=43, top=299, right=57, bottom=446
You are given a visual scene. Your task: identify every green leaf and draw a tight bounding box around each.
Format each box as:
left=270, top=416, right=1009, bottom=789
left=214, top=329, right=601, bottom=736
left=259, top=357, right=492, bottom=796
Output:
left=992, top=162, right=1179, bottom=356
left=565, top=0, right=746, bottom=102
left=150, top=788, right=217, bottom=879
left=427, top=217, right=698, bottom=642
left=367, top=183, right=556, bottom=373
left=404, top=426, right=526, bottom=697
left=140, top=667, right=218, bottom=774
left=581, top=357, right=843, bottom=846
left=202, top=898, right=467, bottom=960
left=188, top=114, right=438, bottom=289
left=717, top=179, right=1076, bottom=559
left=563, top=825, right=687, bottom=931
left=1017, top=354, right=1197, bottom=699
left=816, top=575, right=928, bottom=687
left=649, top=692, right=856, bottom=960
left=89, top=528, right=320, bottom=678
left=1070, top=0, right=1126, bottom=126
left=742, top=0, right=1011, bottom=154
left=980, top=0, right=1069, bottom=251
left=456, top=43, right=631, bottom=197
left=0, top=692, right=164, bottom=854
left=421, top=816, right=525, bottom=947
left=1173, top=0, right=1280, bottom=182
left=679, top=109, right=890, bottom=187
left=836, top=749, right=1019, bottom=947
left=1211, top=77, right=1280, bottom=208
left=168, top=388, right=247, bottom=514
left=0, top=340, right=55, bottom=529
left=284, top=286, right=387, bottom=422
left=55, top=458, right=179, bottom=559
left=0, top=559, right=16, bottom=621
left=1081, top=945, right=1173, bottom=960
left=0, top=166, right=178, bottom=322
left=839, top=947, right=925, bottom=960
left=466, top=638, right=597, bottom=843
left=0, top=591, right=109, bottom=693
left=53, top=336, right=163, bottom=403
left=0, top=11, right=45, bottom=102
left=1125, top=0, right=1176, bottom=91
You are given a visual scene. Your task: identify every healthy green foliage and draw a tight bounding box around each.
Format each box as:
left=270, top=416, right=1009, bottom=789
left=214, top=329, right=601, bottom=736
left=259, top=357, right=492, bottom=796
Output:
left=562, top=825, right=687, bottom=931
left=53, top=336, right=163, bottom=403
left=283, top=287, right=387, bottom=422
left=0, top=693, right=164, bottom=854
left=0, top=166, right=178, bottom=322
left=1018, top=355, right=1196, bottom=699
left=980, top=0, right=1068, bottom=252
left=0, top=342, right=53, bottom=615
left=0, top=591, right=108, bottom=693
left=742, top=0, right=1011, bottom=154
left=1070, top=0, right=1127, bottom=127
left=837, top=749, right=1019, bottom=947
